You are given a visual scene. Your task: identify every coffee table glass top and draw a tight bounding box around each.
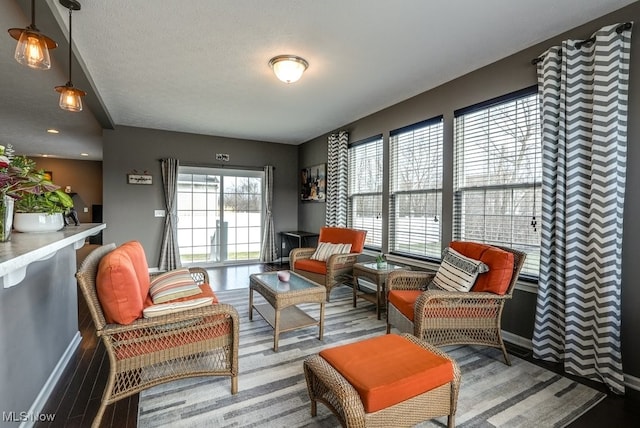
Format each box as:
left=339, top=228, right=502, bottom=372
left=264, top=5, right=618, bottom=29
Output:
left=252, top=271, right=319, bottom=292
left=360, top=262, right=405, bottom=271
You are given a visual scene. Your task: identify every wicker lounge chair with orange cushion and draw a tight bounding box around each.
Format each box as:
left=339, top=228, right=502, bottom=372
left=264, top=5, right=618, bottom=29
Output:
left=76, top=242, right=239, bottom=428
left=386, top=241, right=526, bottom=365
left=290, top=226, right=367, bottom=301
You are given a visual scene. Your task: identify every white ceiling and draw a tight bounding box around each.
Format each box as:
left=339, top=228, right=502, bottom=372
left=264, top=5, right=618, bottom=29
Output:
left=0, top=0, right=636, bottom=161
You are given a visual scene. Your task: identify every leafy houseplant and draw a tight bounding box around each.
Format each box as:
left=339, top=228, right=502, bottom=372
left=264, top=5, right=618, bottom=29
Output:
left=376, top=253, right=387, bottom=269
left=0, top=145, right=73, bottom=238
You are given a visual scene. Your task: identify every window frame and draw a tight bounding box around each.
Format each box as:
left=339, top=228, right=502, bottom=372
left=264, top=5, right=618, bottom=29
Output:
left=389, top=115, right=444, bottom=261
left=347, top=135, right=384, bottom=250
left=453, top=86, right=541, bottom=278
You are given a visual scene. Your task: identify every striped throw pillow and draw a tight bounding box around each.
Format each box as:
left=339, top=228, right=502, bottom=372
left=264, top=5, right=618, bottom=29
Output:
left=143, top=296, right=214, bottom=318
left=149, top=268, right=202, bottom=304
left=430, top=247, right=489, bottom=292
left=310, top=242, right=352, bottom=262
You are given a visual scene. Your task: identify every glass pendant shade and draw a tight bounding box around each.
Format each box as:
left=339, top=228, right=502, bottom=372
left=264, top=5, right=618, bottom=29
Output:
left=7, top=0, right=57, bottom=70
left=12, top=29, right=54, bottom=70
left=56, top=84, right=86, bottom=112
left=269, top=55, right=309, bottom=83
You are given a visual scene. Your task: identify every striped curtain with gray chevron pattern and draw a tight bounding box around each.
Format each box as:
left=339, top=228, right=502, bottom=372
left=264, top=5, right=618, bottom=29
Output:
left=532, top=23, right=632, bottom=394
left=325, top=131, right=349, bottom=226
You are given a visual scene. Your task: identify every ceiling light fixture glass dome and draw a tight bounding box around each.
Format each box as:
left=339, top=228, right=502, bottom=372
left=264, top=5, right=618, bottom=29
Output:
left=268, top=55, right=309, bottom=84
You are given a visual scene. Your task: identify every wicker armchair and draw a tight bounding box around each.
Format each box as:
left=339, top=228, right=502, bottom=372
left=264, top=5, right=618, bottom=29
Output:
left=76, top=244, right=239, bottom=428
left=290, top=227, right=367, bottom=301
left=386, top=243, right=526, bottom=365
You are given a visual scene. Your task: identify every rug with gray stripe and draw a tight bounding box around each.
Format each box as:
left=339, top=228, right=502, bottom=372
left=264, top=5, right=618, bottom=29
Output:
left=137, top=286, right=606, bottom=427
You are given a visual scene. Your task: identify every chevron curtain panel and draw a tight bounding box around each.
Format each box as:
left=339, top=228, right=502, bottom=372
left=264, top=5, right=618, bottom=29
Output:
left=325, top=131, right=349, bottom=227
left=532, top=23, right=632, bottom=394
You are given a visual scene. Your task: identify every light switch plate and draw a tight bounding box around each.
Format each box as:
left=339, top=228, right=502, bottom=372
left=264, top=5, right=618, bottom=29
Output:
left=154, top=210, right=166, bottom=217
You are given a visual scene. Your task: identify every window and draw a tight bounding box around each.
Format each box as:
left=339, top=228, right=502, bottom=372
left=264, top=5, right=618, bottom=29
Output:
left=389, top=116, right=443, bottom=259
left=177, top=166, right=263, bottom=264
left=348, top=135, right=383, bottom=248
left=453, top=87, right=541, bottom=277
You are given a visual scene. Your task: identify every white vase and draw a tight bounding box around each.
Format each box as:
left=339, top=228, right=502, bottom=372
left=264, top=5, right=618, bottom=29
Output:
left=13, top=212, right=64, bottom=233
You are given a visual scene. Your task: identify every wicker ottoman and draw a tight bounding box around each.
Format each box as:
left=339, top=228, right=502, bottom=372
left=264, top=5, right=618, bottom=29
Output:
left=303, top=333, right=460, bottom=428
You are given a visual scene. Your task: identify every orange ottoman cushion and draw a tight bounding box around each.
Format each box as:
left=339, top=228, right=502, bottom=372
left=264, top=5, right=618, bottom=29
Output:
left=388, top=290, right=422, bottom=321
left=319, top=334, right=453, bottom=413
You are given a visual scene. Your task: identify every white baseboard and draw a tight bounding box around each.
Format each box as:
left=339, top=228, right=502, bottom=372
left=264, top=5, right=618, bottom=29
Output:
left=502, top=330, right=639, bottom=392
left=20, top=332, right=81, bottom=428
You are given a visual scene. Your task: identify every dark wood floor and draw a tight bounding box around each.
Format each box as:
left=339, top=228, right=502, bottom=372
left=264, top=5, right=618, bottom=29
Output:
left=37, top=262, right=639, bottom=427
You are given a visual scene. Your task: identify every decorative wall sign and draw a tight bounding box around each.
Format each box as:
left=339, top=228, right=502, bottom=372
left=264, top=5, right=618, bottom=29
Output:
left=301, top=163, right=326, bottom=202
left=127, top=174, right=153, bottom=185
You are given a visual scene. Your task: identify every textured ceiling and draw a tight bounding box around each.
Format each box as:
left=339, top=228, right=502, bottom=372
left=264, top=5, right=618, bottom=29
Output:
left=0, top=0, right=636, bottom=160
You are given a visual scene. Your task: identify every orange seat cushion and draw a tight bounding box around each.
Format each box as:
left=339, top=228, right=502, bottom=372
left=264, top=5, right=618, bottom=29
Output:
left=450, top=241, right=515, bottom=295
left=319, top=227, right=367, bottom=253
left=294, top=258, right=327, bottom=275
left=388, top=290, right=422, bottom=321
left=320, top=334, right=453, bottom=413
left=97, top=246, right=146, bottom=325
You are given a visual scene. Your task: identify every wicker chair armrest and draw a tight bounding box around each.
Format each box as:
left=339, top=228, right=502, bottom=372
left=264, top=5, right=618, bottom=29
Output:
left=326, top=252, right=359, bottom=270
left=98, top=303, right=239, bottom=337
left=188, top=267, right=209, bottom=285
left=417, top=289, right=511, bottom=303
left=289, top=247, right=316, bottom=265
left=386, top=270, right=436, bottom=291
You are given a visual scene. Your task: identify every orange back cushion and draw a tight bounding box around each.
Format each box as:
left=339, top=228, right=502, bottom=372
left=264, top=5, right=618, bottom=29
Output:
left=96, top=247, right=144, bottom=324
left=449, top=241, right=515, bottom=295
left=319, top=227, right=367, bottom=253
left=320, top=334, right=453, bottom=413
left=117, top=241, right=151, bottom=301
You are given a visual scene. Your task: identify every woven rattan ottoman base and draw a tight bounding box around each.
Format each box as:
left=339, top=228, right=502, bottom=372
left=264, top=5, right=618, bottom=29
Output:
left=303, top=333, right=460, bottom=428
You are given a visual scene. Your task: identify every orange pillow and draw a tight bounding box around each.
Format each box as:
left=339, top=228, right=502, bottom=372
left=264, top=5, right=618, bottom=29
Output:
left=117, top=241, right=151, bottom=302
left=449, top=241, right=514, bottom=295
left=96, top=247, right=145, bottom=324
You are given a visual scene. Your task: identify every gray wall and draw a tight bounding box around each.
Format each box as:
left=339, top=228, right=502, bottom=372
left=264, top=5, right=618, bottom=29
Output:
left=0, top=245, right=77, bottom=426
left=103, top=126, right=299, bottom=267
left=298, top=3, right=640, bottom=380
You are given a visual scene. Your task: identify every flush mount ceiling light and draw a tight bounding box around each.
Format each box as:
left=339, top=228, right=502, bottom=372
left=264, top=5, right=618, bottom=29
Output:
left=268, top=55, right=309, bottom=84
left=7, top=0, right=58, bottom=70
left=55, top=0, right=86, bottom=112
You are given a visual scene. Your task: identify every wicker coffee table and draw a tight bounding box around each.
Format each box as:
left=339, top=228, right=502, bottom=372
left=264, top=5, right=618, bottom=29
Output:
left=249, top=271, right=326, bottom=351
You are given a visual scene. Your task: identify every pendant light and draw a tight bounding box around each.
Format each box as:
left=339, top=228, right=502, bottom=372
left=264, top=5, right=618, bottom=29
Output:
left=269, top=55, right=309, bottom=83
left=7, top=0, right=58, bottom=70
left=55, top=0, right=86, bottom=112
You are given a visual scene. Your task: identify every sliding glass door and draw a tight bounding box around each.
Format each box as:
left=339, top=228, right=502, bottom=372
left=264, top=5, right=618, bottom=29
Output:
left=177, top=166, right=263, bottom=265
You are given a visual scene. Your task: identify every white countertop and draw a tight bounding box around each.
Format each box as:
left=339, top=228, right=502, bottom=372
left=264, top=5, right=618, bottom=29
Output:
left=0, top=223, right=105, bottom=288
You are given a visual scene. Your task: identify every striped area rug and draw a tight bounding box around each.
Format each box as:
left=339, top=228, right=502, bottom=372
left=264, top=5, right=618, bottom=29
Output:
left=138, top=286, right=606, bottom=427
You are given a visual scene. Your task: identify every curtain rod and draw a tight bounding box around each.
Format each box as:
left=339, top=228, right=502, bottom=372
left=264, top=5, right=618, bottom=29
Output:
left=163, top=160, right=272, bottom=171
left=530, top=22, right=632, bottom=65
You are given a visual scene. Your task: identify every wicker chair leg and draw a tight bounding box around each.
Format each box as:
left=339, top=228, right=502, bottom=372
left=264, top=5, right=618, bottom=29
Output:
left=92, top=401, right=107, bottom=428
left=499, top=337, right=511, bottom=366
left=448, top=414, right=455, bottom=428
left=310, top=399, right=317, bottom=417
left=232, top=375, right=238, bottom=394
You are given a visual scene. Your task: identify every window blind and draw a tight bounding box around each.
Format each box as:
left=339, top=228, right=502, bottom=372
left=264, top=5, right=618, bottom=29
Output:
left=348, top=135, right=383, bottom=248
left=453, top=87, right=541, bottom=276
left=390, top=116, right=443, bottom=259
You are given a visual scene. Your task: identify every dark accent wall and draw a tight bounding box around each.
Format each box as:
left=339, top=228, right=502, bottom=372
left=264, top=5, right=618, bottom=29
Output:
left=298, top=3, right=640, bottom=380
left=102, top=126, right=299, bottom=267
left=29, top=158, right=103, bottom=224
